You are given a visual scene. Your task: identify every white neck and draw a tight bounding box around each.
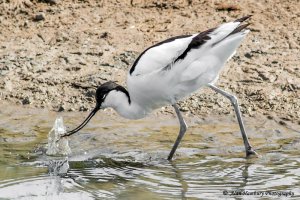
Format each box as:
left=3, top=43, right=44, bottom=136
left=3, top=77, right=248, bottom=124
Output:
left=101, top=90, right=147, bottom=119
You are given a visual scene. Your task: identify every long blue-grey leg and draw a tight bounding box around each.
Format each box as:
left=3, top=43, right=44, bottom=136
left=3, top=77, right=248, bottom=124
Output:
left=168, top=104, right=188, bottom=161
left=208, top=84, right=257, bottom=157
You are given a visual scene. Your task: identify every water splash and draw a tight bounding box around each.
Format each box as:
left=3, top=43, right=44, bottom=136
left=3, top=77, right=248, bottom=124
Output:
left=48, top=159, right=69, bottom=175
left=46, top=116, right=71, bottom=156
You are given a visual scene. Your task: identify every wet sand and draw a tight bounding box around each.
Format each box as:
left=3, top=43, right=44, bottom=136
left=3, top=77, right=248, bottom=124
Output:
left=0, top=102, right=299, bottom=156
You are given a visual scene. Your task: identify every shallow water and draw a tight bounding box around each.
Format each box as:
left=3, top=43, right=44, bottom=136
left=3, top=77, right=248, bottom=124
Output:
left=0, top=105, right=299, bottom=199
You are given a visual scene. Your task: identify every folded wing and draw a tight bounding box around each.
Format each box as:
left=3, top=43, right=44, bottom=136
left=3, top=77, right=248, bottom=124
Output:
left=129, top=16, right=251, bottom=77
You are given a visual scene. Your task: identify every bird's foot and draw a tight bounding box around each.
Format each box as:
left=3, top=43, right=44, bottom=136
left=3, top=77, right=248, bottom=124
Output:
left=246, top=146, right=258, bottom=158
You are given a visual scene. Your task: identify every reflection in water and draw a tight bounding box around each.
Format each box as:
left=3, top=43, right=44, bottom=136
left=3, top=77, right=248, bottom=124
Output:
left=241, top=162, right=250, bottom=188
left=0, top=105, right=299, bottom=199
left=48, top=159, right=69, bottom=175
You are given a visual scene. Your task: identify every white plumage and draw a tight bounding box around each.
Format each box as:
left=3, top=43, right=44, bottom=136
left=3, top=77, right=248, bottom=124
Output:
left=124, top=17, right=250, bottom=119
left=64, top=16, right=257, bottom=160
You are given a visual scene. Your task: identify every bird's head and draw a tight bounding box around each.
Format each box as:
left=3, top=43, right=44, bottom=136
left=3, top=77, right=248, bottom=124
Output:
left=95, top=81, right=121, bottom=108
left=62, top=81, right=130, bottom=137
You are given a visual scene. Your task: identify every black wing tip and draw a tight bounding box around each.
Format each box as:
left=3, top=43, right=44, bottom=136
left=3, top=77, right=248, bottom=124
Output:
left=236, top=23, right=251, bottom=31
left=228, top=23, right=251, bottom=36
left=234, top=15, right=252, bottom=22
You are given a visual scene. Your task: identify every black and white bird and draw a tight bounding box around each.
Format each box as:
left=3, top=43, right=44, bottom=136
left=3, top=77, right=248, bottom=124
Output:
left=62, top=16, right=257, bottom=160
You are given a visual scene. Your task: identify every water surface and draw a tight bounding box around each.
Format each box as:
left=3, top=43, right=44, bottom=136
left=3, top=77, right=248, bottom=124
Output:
left=0, top=105, right=299, bottom=199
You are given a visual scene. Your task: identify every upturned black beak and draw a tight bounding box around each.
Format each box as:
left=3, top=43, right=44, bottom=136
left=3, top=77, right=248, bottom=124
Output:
left=61, top=105, right=100, bottom=137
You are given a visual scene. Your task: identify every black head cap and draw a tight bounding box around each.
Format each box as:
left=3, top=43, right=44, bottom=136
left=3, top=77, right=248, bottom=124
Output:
left=96, top=81, right=131, bottom=106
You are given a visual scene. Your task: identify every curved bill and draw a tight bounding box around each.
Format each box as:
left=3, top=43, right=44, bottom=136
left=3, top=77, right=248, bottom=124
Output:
left=61, top=106, right=100, bottom=137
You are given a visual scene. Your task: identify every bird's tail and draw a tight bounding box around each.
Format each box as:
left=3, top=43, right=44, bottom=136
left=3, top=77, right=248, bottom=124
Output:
left=209, top=16, right=251, bottom=62
left=212, top=15, right=251, bottom=46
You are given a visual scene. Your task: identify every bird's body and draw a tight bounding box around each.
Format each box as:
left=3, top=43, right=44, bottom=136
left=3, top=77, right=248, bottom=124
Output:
left=103, top=17, right=250, bottom=119
left=63, top=16, right=257, bottom=160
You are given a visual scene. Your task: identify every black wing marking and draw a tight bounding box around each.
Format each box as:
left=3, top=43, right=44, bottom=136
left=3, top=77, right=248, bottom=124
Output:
left=160, top=28, right=215, bottom=71
left=173, top=16, right=251, bottom=64
left=129, top=34, right=192, bottom=75
left=172, top=15, right=252, bottom=64
left=130, top=15, right=252, bottom=74
left=173, top=28, right=215, bottom=63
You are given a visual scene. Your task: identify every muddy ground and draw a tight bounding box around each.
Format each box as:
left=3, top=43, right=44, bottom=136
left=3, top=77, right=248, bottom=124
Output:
left=0, top=0, right=299, bottom=127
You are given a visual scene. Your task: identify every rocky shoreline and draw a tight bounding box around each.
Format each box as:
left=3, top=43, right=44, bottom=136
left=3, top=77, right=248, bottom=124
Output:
left=0, top=0, right=299, bottom=126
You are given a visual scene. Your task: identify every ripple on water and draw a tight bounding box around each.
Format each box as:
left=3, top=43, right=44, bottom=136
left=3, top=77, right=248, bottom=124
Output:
left=0, top=106, right=300, bottom=199
left=0, top=175, right=96, bottom=200
left=1, top=150, right=299, bottom=199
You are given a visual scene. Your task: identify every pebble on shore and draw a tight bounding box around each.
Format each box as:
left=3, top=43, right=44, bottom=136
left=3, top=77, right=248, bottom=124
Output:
left=33, top=13, right=46, bottom=21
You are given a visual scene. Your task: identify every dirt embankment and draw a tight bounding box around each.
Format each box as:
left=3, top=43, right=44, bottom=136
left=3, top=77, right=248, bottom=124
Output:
left=0, top=0, right=299, bottom=126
